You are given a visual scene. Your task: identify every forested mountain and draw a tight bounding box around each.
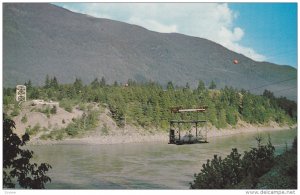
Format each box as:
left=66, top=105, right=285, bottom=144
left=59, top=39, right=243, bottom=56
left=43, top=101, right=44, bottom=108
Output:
left=3, top=3, right=297, bottom=100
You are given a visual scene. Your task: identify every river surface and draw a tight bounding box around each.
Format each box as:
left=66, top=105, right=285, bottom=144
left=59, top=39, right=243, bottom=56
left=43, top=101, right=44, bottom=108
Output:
left=29, top=129, right=297, bottom=189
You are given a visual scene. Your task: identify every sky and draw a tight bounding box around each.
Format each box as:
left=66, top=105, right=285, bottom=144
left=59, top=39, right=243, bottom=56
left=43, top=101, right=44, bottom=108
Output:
left=53, top=3, right=297, bottom=68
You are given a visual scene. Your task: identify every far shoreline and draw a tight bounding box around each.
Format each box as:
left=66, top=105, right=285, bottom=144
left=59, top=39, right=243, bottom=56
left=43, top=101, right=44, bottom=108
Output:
left=27, top=123, right=297, bottom=146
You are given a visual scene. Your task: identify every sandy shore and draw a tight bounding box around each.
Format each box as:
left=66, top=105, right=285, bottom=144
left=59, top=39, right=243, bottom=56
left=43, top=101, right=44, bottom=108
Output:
left=28, top=122, right=297, bottom=145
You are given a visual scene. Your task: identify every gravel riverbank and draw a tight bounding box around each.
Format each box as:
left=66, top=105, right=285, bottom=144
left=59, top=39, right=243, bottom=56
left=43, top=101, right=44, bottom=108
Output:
left=28, top=122, right=296, bottom=145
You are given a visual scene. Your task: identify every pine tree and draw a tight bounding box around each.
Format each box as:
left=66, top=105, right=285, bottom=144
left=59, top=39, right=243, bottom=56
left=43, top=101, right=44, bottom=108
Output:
left=217, top=108, right=227, bottom=128
left=73, top=78, right=83, bottom=93
left=44, top=75, right=50, bottom=88
left=185, top=82, right=190, bottom=89
left=197, top=80, right=206, bottom=92
left=209, top=80, right=217, bottom=89
left=113, top=81, right=119, bottom=87
left=167, top=81, right=174, bottom=91
left=91, top=78, right=100, bottom=89
left=50, top=76, right=59, bottom=89
left=24, top=80, right=32, bottom=90
left=100, top=76, right=106, bottom=87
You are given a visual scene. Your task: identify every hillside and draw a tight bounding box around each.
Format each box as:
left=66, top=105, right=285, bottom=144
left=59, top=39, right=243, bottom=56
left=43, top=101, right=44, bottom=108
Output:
left=7, top=101, right=167, bottom=144
left=3, top=3, right=297, bottom=100
left=3, top=80, right=296, bottom=144
left=7, top=101, right=295, bottom=145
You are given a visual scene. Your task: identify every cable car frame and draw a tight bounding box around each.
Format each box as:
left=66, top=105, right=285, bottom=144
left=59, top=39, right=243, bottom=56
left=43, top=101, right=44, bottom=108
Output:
left=169, top=107, right=208, bottom=145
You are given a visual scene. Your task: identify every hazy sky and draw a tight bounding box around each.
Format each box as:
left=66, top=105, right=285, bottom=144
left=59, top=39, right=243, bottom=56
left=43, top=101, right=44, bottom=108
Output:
left=54, top=3, right=297, bottom=68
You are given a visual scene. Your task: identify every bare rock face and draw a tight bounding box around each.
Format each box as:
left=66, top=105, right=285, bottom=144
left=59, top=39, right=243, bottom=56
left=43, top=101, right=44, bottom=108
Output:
left=3, top=3, right=297, bottom=100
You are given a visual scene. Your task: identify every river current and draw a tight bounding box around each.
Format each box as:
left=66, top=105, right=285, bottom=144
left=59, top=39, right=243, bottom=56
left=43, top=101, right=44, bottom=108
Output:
left=29, top=129, right=297, bottom=189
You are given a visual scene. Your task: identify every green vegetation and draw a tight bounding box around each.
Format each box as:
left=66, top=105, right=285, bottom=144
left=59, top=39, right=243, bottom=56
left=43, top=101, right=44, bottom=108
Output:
left=31, top=105, right=57, bottom=118
left=190, top=136, right=297, bottom=189
left=78, top=102, right=86, bottom=111
left=209, top=80, right=217, bottom=89
left=51, top=105, right=57, bottom=114
left=190, top=136, right=276, bottom=189
left=10, top=102, right=20, bottom=117
left=3, top=114, right=52, bottom=189
left=40, top=110, right=100, bottom=140
left=254, top=137, right=297, bottom=189
left=101, top=123, right=110, bottom=135
left=3, top=76, right=296, bottom=131
left=59, top=98, right=75, bottom=112
left=40, top=128, right=65, bottom=140
left=64, top=111, right=99, bottom=137
left=21, top=114, right=28, bottom=123
left=25, top=123, right=46, bottom=136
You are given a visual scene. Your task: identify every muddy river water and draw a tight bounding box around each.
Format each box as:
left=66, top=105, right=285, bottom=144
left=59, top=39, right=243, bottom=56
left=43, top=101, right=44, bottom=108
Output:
left=29, top=129, right=296, bottom=189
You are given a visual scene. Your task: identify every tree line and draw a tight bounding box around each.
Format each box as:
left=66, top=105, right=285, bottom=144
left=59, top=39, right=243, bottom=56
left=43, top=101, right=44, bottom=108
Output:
left=3, top=76, right=297, bottom=130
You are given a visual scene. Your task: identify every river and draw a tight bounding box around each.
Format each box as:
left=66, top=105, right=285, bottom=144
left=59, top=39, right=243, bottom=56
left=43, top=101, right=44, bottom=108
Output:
left=29, top=129, right=297, bottom=189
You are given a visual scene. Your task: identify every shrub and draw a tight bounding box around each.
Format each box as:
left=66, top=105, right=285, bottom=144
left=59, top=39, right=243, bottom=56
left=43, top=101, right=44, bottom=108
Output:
left=241, top=136, right=275, bottom=185
left=37, top=106, right=51, bottom=118
left=40, top=129, right=65, bottom=140
left=65, top=121, right=80, bottom=136
left=10, top=108, right=20, bottom=117
left=64, top=111, right=99, bottom=137
left=85, top=110, right=99, bottom=129
left=87, top=104, right=93, bottom=111
left=190, top=136, right=275, bottom=189
left=50, top=105, right=57, bottom=114
left=78, top=103, right=86, bottom=111
left=101, top=123, right=109, bottom=135
left=255, top=136, right=297, bottom=189
left=21, top=114, right=28, bottom=123
left=226, top=107, right=238, bottom=126
left=39, top=134, right=48, bottom=140
left=25, top=123, right=41, bottom=136
left=190, top=148, right=243, bottom=189
left=160, top=120, right=169, bottom=130
left=59, top=99, right=73, bottom=112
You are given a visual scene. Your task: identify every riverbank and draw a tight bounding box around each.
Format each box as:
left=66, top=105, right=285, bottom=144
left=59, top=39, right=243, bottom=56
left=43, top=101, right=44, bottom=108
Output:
left=28, top=122, right=296, bottom=145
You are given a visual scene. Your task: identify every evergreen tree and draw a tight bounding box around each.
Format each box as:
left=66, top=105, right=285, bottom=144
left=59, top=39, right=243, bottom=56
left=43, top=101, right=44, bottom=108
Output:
left=127, top=79, right=137, bottom=86
left=217, top=108, right=227, bottom=128
left=100, top=76, right=106, bottom=87
left=3, top=75, right=296, bottom=133
left=167, top=81, right=174, bottom=91
left=24, top=80, right=32, bottom=90
left=113, top=81, right=119, bottom=87
left=29, top=88, right=40, bottom=99
left=73, top=78, right=83, bottom=93
left=184, top=82, right=190, bottom=90
left=209, top=80, right=217, bottom=89
left=44, top=74, right=50, bottom=88
left=197, top=80, right=206, bottom=92
left=50, top=76, right=59, bottom=89
left=263, top=90, right=275, bottom=99
left=91, top=78, right=100, bottom=89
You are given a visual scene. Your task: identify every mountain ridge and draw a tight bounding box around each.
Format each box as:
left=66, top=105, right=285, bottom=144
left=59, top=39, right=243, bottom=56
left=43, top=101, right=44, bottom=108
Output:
left=3, top=3, right=297, bottom=100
